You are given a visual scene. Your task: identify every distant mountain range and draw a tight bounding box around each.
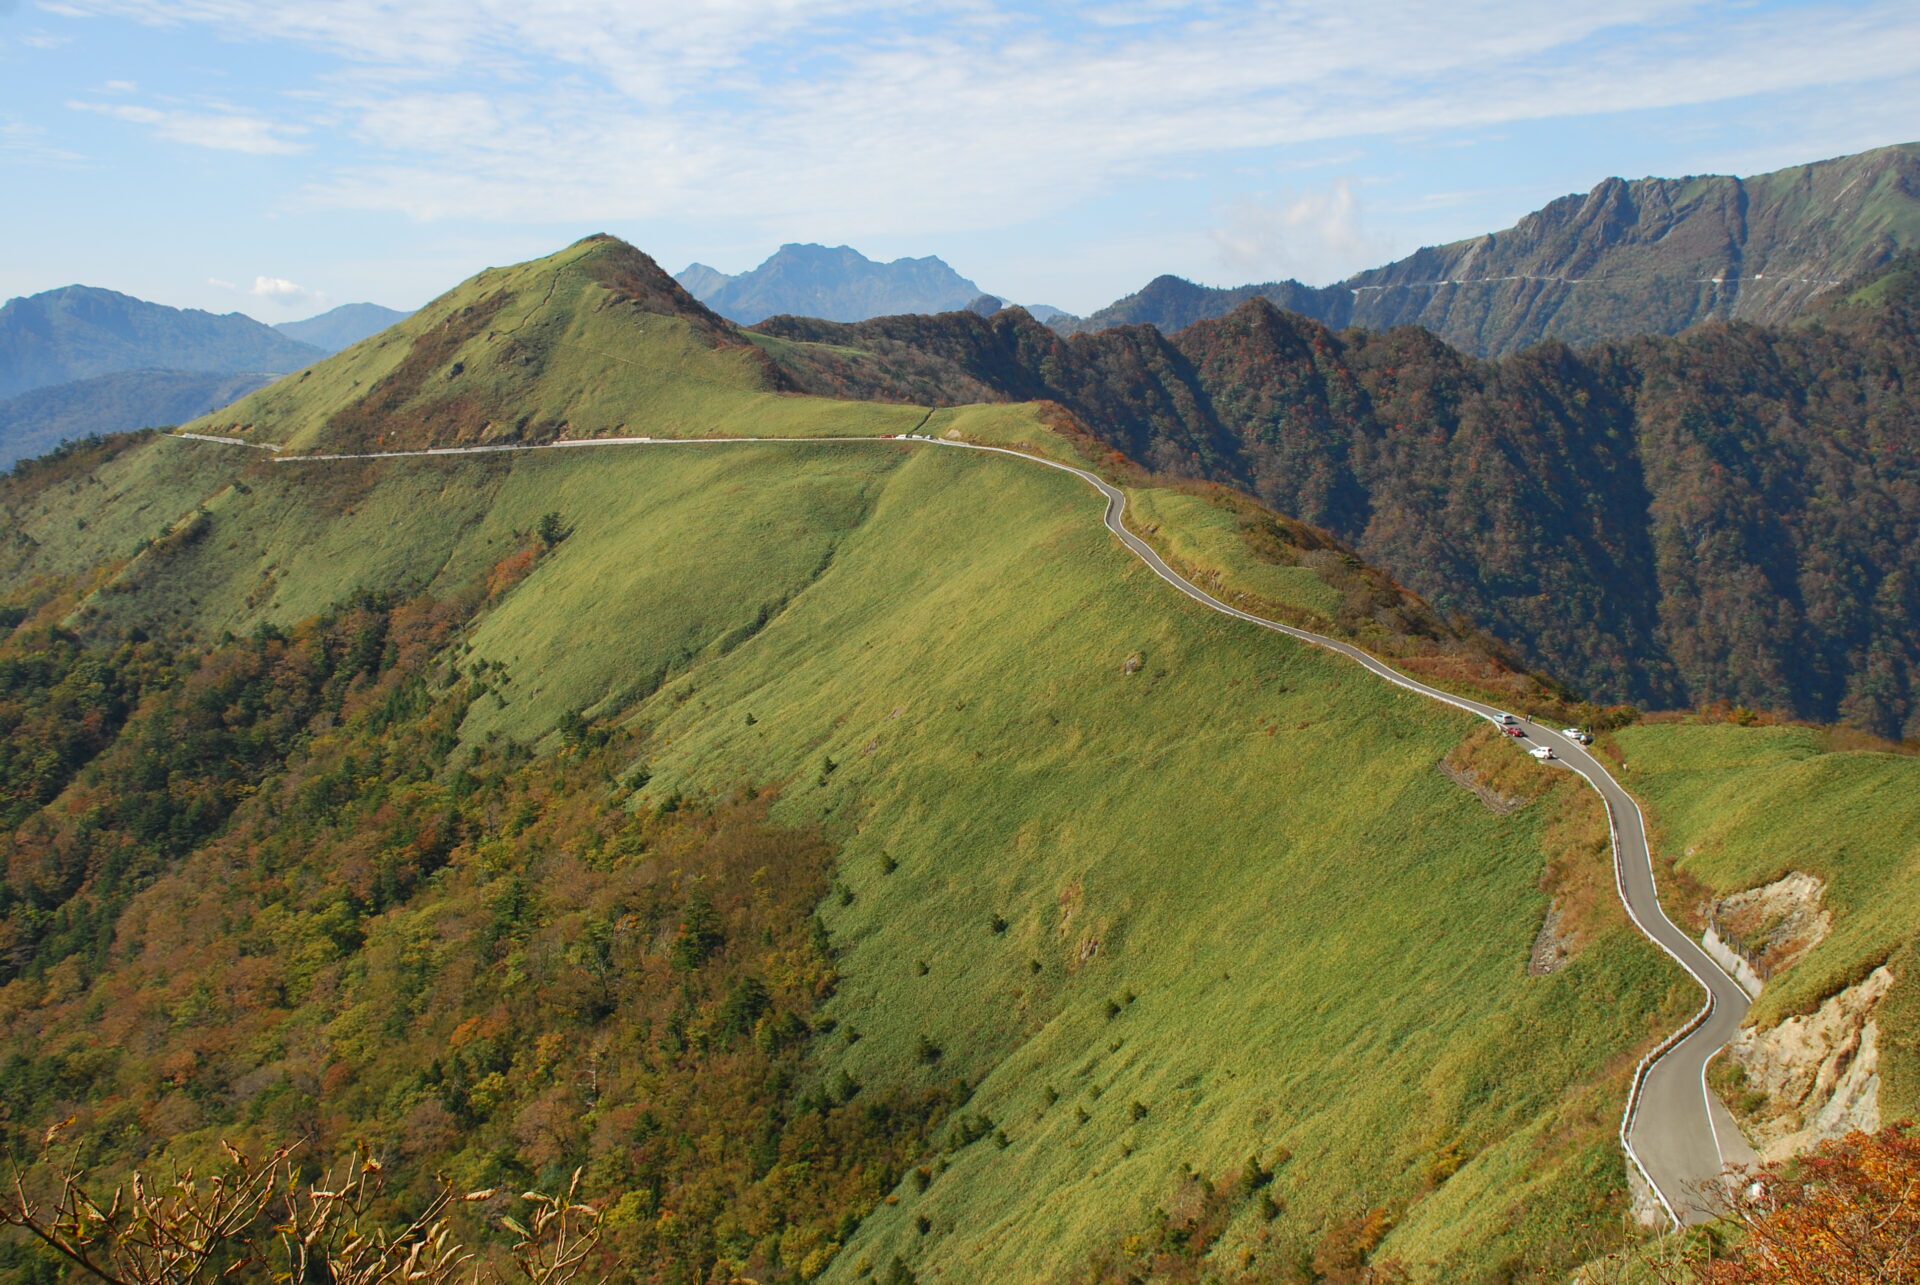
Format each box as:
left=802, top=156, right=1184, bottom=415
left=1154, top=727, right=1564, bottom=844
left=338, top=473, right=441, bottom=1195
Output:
left=674, top=145, right=1919, bottom=348
left=0, top=287, right=409, bottom=467
left=0, top=369, right=280, bottom=469
left=274, top=302, right=412, bottom=354
left=677, top=243, right=994, bottom=324
left=0, top=286, right=321, bottom=402
left=1052, top=143, right=1920, bottom=355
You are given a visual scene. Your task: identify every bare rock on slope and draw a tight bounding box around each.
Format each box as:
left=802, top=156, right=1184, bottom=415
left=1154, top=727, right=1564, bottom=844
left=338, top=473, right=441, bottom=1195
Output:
left=1729, top=965, right=1894, bottom=1162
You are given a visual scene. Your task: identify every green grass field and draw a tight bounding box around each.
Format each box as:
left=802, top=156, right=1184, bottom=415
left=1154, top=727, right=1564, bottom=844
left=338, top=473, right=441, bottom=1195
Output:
left=0, top=235, right=1737, bottom=1280
left=42, top=422, right=1694, bottom=1281
left=191, top=238, right=932, bottom=454
left=1609, top=723, right=1920, bottom=1119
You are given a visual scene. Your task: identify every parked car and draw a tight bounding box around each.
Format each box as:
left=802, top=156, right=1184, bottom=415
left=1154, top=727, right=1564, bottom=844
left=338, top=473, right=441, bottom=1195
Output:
left=1496, top=712, right=1516, bottom=725
left=1502, top=725, right=1526, bottom=738
left=1529, top=746, right=1555, bottom=760
left=1561, top=727, right=1593, bottom=744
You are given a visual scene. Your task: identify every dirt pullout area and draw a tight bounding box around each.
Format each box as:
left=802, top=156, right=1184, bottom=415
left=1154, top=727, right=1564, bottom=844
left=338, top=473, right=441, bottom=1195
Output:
left=1727, top=965, right=1894, bottom=1162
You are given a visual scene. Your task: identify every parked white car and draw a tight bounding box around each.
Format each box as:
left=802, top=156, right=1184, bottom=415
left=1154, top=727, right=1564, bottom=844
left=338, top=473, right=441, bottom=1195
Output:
left=1496, top=712, right=1517, bottom=725
left=1561, top=727, right=1592, bottom=744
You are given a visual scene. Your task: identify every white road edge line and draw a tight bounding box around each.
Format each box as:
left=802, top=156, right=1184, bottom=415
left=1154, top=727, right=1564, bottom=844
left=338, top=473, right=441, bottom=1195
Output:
left=171, top=427, right=1742, bottom=1222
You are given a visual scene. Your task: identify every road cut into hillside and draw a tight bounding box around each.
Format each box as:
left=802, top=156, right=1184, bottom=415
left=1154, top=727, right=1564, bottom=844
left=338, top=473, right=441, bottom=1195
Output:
left=176, top=426, right=1756, bottom=1226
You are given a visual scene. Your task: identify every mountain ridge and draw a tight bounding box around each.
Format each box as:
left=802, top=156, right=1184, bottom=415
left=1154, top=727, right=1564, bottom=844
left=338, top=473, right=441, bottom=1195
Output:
left=677, top=242, right=986, bottom=324
left=752, top=255, right=1920, bottom=737
left=0, top=284, right=322, bottom=401
left=1054, top=142, right=1920, bottom=354
left=275, top=301, right=414, bottom=354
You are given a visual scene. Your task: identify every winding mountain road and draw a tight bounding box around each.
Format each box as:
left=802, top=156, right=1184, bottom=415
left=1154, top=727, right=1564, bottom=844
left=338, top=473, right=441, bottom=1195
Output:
left=174, top=427, right=1754, bottom=1224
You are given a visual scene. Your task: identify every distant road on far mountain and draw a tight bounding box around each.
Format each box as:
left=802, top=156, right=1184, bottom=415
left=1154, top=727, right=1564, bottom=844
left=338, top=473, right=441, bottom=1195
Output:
left=1052, top=142, right=1920, bottom=355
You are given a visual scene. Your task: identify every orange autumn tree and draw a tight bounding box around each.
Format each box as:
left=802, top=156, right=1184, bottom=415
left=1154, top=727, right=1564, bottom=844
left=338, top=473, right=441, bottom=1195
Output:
left=1700, top=1122, right=1920, bottom=1285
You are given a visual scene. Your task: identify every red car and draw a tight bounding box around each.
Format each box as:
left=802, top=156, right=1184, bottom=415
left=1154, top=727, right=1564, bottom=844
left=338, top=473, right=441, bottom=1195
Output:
left=1502, top=724, right=1526, bottom=738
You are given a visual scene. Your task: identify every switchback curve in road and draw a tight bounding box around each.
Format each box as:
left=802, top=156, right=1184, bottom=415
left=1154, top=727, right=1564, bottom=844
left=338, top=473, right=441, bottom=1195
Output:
left=173, top=428, right=1755, bottom=1224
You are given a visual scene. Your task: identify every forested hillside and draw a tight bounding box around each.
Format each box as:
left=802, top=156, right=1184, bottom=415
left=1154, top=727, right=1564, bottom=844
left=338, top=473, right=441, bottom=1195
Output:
left=755, top=258, right=1920, bottom=739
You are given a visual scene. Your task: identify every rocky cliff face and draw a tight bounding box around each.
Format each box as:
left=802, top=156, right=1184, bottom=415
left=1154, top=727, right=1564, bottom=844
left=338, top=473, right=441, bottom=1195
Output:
left=1343, top=144, right=1920, bottom=353
left=1729, top=966, right=1894, bottom=1162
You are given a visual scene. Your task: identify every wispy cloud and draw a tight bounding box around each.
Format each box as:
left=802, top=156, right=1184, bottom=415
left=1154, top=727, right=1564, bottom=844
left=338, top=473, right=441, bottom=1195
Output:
left=44, top=0, right=1920, bottom=237
left=1209, top=179, right=1391, bottom=285
left=68, top=97, right=305, bottom=153
left=0, top=116, right=82, bottom=165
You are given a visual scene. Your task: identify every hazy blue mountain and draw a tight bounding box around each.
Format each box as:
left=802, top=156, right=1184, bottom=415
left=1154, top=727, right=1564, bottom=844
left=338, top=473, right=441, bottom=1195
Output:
left=274, top=302, right=412, bottom=353
left=673, top=263, right=733, bottom=301
left=0, top=368, right=278, bottom=468
left=675, top=243, right=985, bottom=323
left=1059, top=142, right=1920, bottom=354
left=0, top=285, right=321, bottom=400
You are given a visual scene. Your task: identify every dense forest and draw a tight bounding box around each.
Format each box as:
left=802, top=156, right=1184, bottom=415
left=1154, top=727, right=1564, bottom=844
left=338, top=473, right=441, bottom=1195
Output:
left=756, top=258, right=1920, bottom=738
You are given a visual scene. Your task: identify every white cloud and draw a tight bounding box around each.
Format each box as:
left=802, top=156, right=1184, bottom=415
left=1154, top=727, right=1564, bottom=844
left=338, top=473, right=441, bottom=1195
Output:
left=208, top=273, right=323, bottom=309
left=43, top=0, right=1920, bottom=239
left=68, top=98, right=305, bottom=154
left=1209, top=179, right=1390, bottom=286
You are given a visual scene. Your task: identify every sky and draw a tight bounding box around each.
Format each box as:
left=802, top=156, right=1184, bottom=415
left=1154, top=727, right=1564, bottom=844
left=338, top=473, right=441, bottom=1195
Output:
left=3, top=0, right=1919, bottom=319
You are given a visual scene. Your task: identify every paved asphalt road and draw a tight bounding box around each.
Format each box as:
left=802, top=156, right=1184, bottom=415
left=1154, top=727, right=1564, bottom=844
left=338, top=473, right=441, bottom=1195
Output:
left=178, top=428, right=1757, bottom=1224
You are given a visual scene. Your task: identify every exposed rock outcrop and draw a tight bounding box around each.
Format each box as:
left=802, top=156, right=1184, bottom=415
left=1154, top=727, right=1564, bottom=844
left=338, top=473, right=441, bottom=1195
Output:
left=1528, top=902, right=1572, bottom=975
left=1727, top=965, right=1894, bottom=1162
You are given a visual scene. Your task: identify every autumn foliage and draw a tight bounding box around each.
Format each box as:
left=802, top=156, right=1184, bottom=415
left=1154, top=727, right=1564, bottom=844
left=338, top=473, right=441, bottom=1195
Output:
left=1699, top=1123, right=1920, bottom=1284
left=0, top=582, right=962, bottom=1284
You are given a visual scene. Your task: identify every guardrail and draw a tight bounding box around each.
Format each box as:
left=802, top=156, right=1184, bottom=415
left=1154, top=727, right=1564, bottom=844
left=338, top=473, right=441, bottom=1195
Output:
left=174, top=425, right=1737, bottom=1228
left=1618, top=987, right=1717, bottom=1229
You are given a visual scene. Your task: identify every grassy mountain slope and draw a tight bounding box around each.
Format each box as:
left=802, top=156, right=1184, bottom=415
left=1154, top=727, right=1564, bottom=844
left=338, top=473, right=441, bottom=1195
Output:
left=11, top=232, right=1911, bottom=1279
left=754, top=265, right=1920, bottom=739
left=199, top=236, right=929, bottom=454
left=0, top=237, right=1709, bottom=1281
left=0, top=284, right=321, bottom=400
left=1, top=421, right=1687, bottom=1283
left=1610, top=721, right=1920, bottom=1069
left=1056, top=143, right=1920, bottom=357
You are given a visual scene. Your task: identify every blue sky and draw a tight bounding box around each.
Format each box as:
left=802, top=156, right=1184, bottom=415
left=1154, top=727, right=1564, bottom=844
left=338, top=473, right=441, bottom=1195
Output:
left=3, top=0, right=1918, bottom=319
